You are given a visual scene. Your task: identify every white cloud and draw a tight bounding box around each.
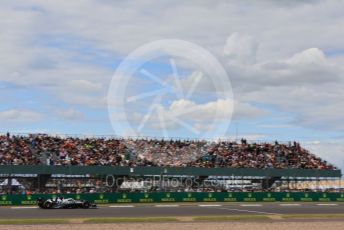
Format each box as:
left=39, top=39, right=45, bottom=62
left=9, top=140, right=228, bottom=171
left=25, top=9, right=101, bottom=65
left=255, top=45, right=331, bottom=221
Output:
left=164, top=98, right=265, bottom=122
left=120, top=98, right=266, bottom=133
left=287, top=48, right=326, bottom=66
left=67, top=80, right=102, bottom=93
left=0, top=0, right=344, bottom=138
left=224, top=32, right=258, bottom=65
left=224, top=43, right=344, bottom=131
left=57, top=108, right=84, bottom=120
left=57, top=93, right=108, bottom=108
left=167, top=98, right=232, bottom=122
left=0, top=109, right=42, bottom=122
left=302, top=141, right=344, bottom=171
left=193, top=123, right=215, bottom=133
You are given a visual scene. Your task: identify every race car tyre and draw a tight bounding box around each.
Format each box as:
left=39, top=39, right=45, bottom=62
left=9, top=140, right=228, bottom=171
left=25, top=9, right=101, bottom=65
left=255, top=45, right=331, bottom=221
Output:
left=82, top=201, right=90, bottom=209
left=44, top=201, right=53, bottom=209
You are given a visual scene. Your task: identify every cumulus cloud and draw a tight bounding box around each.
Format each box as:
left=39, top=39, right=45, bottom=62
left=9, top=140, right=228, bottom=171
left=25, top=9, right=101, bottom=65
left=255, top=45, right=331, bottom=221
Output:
left=57, top=108, right=84, bottom=120
left=120, top=98, right=266, bottom=133
left=57, top=93, right=108, bottom=108
left=302, top=141, right=344, bottom=170
left=1, top=0, right=344, bottom=146
left=226, top=47, right=339, bottom=92
left=68, top=80, right=102, bottom=93
left=224, top=32, right=258, bottom=65
left=222, top=39, right=344, bottom=131
left=0, top=109, right=42, bottom=122
left=287, top=48, right=326, bottom=66
left=167, top=98, right=233, bottom=122
left=166, top=98, right=266, bottom=123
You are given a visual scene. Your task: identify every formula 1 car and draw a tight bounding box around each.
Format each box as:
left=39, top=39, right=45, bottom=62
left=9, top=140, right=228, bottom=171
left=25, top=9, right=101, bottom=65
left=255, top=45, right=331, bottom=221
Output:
left=37, top=197, right=97, bottom=209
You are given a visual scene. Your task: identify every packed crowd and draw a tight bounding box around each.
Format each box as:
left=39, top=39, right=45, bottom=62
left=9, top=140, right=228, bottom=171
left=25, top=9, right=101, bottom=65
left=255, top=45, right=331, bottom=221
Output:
left=0, top=134, right=40, bottom=165
left=0, top=133, right=336, bottom=170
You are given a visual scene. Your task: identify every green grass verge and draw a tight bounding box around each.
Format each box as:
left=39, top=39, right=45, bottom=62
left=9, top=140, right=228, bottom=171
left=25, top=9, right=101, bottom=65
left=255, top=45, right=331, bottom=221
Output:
left=84, top=217, right=179, bottom=223
left=193, top=215, right=270, bottom=221
left=282, top=214, right=344, bottom=219
left=0, top=219, right=69, bottom=225
left=3, top=214, right=344, bottom=225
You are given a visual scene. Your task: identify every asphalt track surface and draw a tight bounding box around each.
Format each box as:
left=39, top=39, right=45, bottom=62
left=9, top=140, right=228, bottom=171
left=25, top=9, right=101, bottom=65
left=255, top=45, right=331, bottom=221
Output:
left=1, top=203, right=344, bottom=219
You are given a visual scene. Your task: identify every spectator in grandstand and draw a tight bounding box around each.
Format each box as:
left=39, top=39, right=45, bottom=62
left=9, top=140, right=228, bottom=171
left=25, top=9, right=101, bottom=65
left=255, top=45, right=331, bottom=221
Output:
left=0, top=135, right=40, bottom=165
left=0, top=134, right=336, bottom=170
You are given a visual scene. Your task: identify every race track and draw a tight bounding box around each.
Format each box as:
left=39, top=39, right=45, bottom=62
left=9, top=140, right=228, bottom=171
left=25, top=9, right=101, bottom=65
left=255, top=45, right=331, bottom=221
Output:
left=1, top=203, right=344, bottom=219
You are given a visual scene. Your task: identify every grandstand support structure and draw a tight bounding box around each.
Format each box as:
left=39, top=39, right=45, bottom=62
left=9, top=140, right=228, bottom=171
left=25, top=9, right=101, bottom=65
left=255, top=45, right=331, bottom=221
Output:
left=261, top=177, right=281, bottom=190
left=0, top=165, right=341, bottom=193
left=32, top=174, right=51, bottom=193
left=0, top=165, right=340, bottom=177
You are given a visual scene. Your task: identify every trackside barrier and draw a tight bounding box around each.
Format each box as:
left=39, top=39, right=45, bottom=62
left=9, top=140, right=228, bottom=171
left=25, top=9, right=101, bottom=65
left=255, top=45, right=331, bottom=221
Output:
left=2, top=192, right=344, bottom=205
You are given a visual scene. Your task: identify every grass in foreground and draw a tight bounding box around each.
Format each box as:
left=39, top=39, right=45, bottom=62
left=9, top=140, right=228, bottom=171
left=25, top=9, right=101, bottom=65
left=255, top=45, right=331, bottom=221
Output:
left=0, top=219, right=68, bottom=225
left=2, top=214, right=344, bottom=225
left=193, top=215, right=270, bottom=221
left=282, top=214, right=344, bottom=219
left=84, top=217, right=179, bottom=223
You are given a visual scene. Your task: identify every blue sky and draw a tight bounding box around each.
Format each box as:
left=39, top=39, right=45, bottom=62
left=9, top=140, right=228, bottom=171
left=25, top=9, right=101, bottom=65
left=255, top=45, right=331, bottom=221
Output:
left=1, top=0, right=344, bottom=170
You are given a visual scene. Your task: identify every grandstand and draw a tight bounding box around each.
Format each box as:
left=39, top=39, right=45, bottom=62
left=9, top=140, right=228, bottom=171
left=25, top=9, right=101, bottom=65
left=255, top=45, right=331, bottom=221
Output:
left=0, top=133, right=341, bottom=197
